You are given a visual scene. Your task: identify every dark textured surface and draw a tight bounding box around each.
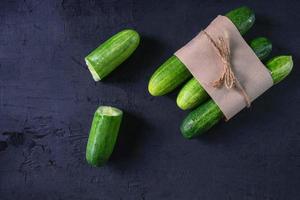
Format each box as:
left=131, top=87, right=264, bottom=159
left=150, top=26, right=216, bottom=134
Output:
left=0, top=0, right=299, bottom=199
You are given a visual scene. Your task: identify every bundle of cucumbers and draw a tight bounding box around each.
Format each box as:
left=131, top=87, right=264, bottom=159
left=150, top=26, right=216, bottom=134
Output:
left=84, top=6, right=293, bottom=167
left=148, top=6, right=293, bottom=139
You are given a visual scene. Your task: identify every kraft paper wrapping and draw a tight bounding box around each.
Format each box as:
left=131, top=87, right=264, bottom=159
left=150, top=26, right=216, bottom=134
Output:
left=175, top=15, right=273, bottom=120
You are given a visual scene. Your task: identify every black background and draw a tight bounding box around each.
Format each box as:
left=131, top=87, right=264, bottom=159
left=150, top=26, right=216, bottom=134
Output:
left=0, top=0, right=299, bottom=199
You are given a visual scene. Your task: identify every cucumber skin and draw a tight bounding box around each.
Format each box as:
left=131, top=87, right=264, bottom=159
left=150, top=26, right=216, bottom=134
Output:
left=225, top=6, right=255, bottom=35
left=148, top=56, right=191, bottom=96
left=177, top=37, right=272, bottom=110
left=267, top=56, right=293, bottom=84
left=86, top=108, right=123, bottom=167
left=176, top=78, right=209, bottom=110
left=181, top=100, right=223, bottom=139
left=250, top=37, right=272, bottom=61
left=148, top=6, right=255, bottom=96
left=85, top=29, right=140, bottom=81
left=181, top=56, right=293, bottom=139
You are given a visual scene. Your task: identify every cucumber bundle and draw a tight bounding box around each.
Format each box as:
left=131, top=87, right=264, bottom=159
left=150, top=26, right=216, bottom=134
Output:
left=147, top=6, right=293, bottom=138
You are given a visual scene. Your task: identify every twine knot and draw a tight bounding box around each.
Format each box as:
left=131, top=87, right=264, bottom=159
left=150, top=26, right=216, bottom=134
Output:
left=202, top=30, right=251, bottom=107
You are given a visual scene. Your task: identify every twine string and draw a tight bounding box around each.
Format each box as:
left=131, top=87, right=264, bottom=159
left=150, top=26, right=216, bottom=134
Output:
left=202, top=30, right=251, bottom=107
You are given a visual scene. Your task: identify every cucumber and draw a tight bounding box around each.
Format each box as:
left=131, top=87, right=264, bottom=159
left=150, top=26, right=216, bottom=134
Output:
left=85, top=29, right=140, bottom=81
left=86, top=106, right=123, bottom=167
left=176, top=78, right=210, bottom=110
left=225, top=6, right=255, bottom=35
left=148, top=56, right=190, bottom=96
left=180, top=55, right=293, bottom=139
left=249, top=37, right=272, bottom=61
left=176, top=37, right=272, bottom=110
left=148, top=6, right=255, bottom=96
left=267, top=56, right=293, bottom=84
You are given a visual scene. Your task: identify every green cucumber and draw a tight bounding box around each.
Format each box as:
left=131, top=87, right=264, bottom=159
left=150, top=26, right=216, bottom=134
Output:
left=176, top=78, right=210, bottom=110
left=148, top=6, right=255, bottom=96
left=180, top=55, right=293, bottom=139
left=176, top=37, right=272, bottom=110
left=225, top=6, right=255, bottom=35
left=148, top=56, right=190, bottom=96
left=86, top=106, right=123, bottom=167
left=249, top=37, right=272, bottom=61
left=85, top=29, right=140, bottom=81
left=267, top=56, right=293, bottom=84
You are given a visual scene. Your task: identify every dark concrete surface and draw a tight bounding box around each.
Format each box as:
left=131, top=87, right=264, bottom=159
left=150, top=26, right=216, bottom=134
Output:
left=0, top=0, right=299, bottom=199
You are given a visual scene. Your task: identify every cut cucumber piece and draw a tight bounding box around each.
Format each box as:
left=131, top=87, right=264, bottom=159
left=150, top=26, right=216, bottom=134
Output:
left=86, top=106, right=123, bottom=167
left=85, top=29, right=140, bottom=81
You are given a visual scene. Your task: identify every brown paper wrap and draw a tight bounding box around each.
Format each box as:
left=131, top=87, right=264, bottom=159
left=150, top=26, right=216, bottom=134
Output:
left=175, top=15, right=273, bottom=120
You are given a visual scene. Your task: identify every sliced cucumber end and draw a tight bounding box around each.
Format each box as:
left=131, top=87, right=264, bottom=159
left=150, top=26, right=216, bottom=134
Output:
left=85, top=58, right=101, bottom=82
left=97, top=106, right=123, bottom=117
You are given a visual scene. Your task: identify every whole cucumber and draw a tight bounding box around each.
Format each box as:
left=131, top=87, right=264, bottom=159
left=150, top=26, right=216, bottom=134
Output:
left=180, top=55, right=293, bottom=139
left=148, top=6, right=255, bottom=96
left=85, top=29, right=140, bottom=81
left=86, top=106, right=123, bottom=167
left=177, top=37, right=272, bottom=110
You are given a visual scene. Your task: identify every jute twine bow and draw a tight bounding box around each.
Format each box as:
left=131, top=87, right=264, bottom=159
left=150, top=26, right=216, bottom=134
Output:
left=202, top=30, right=251, bottom=108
